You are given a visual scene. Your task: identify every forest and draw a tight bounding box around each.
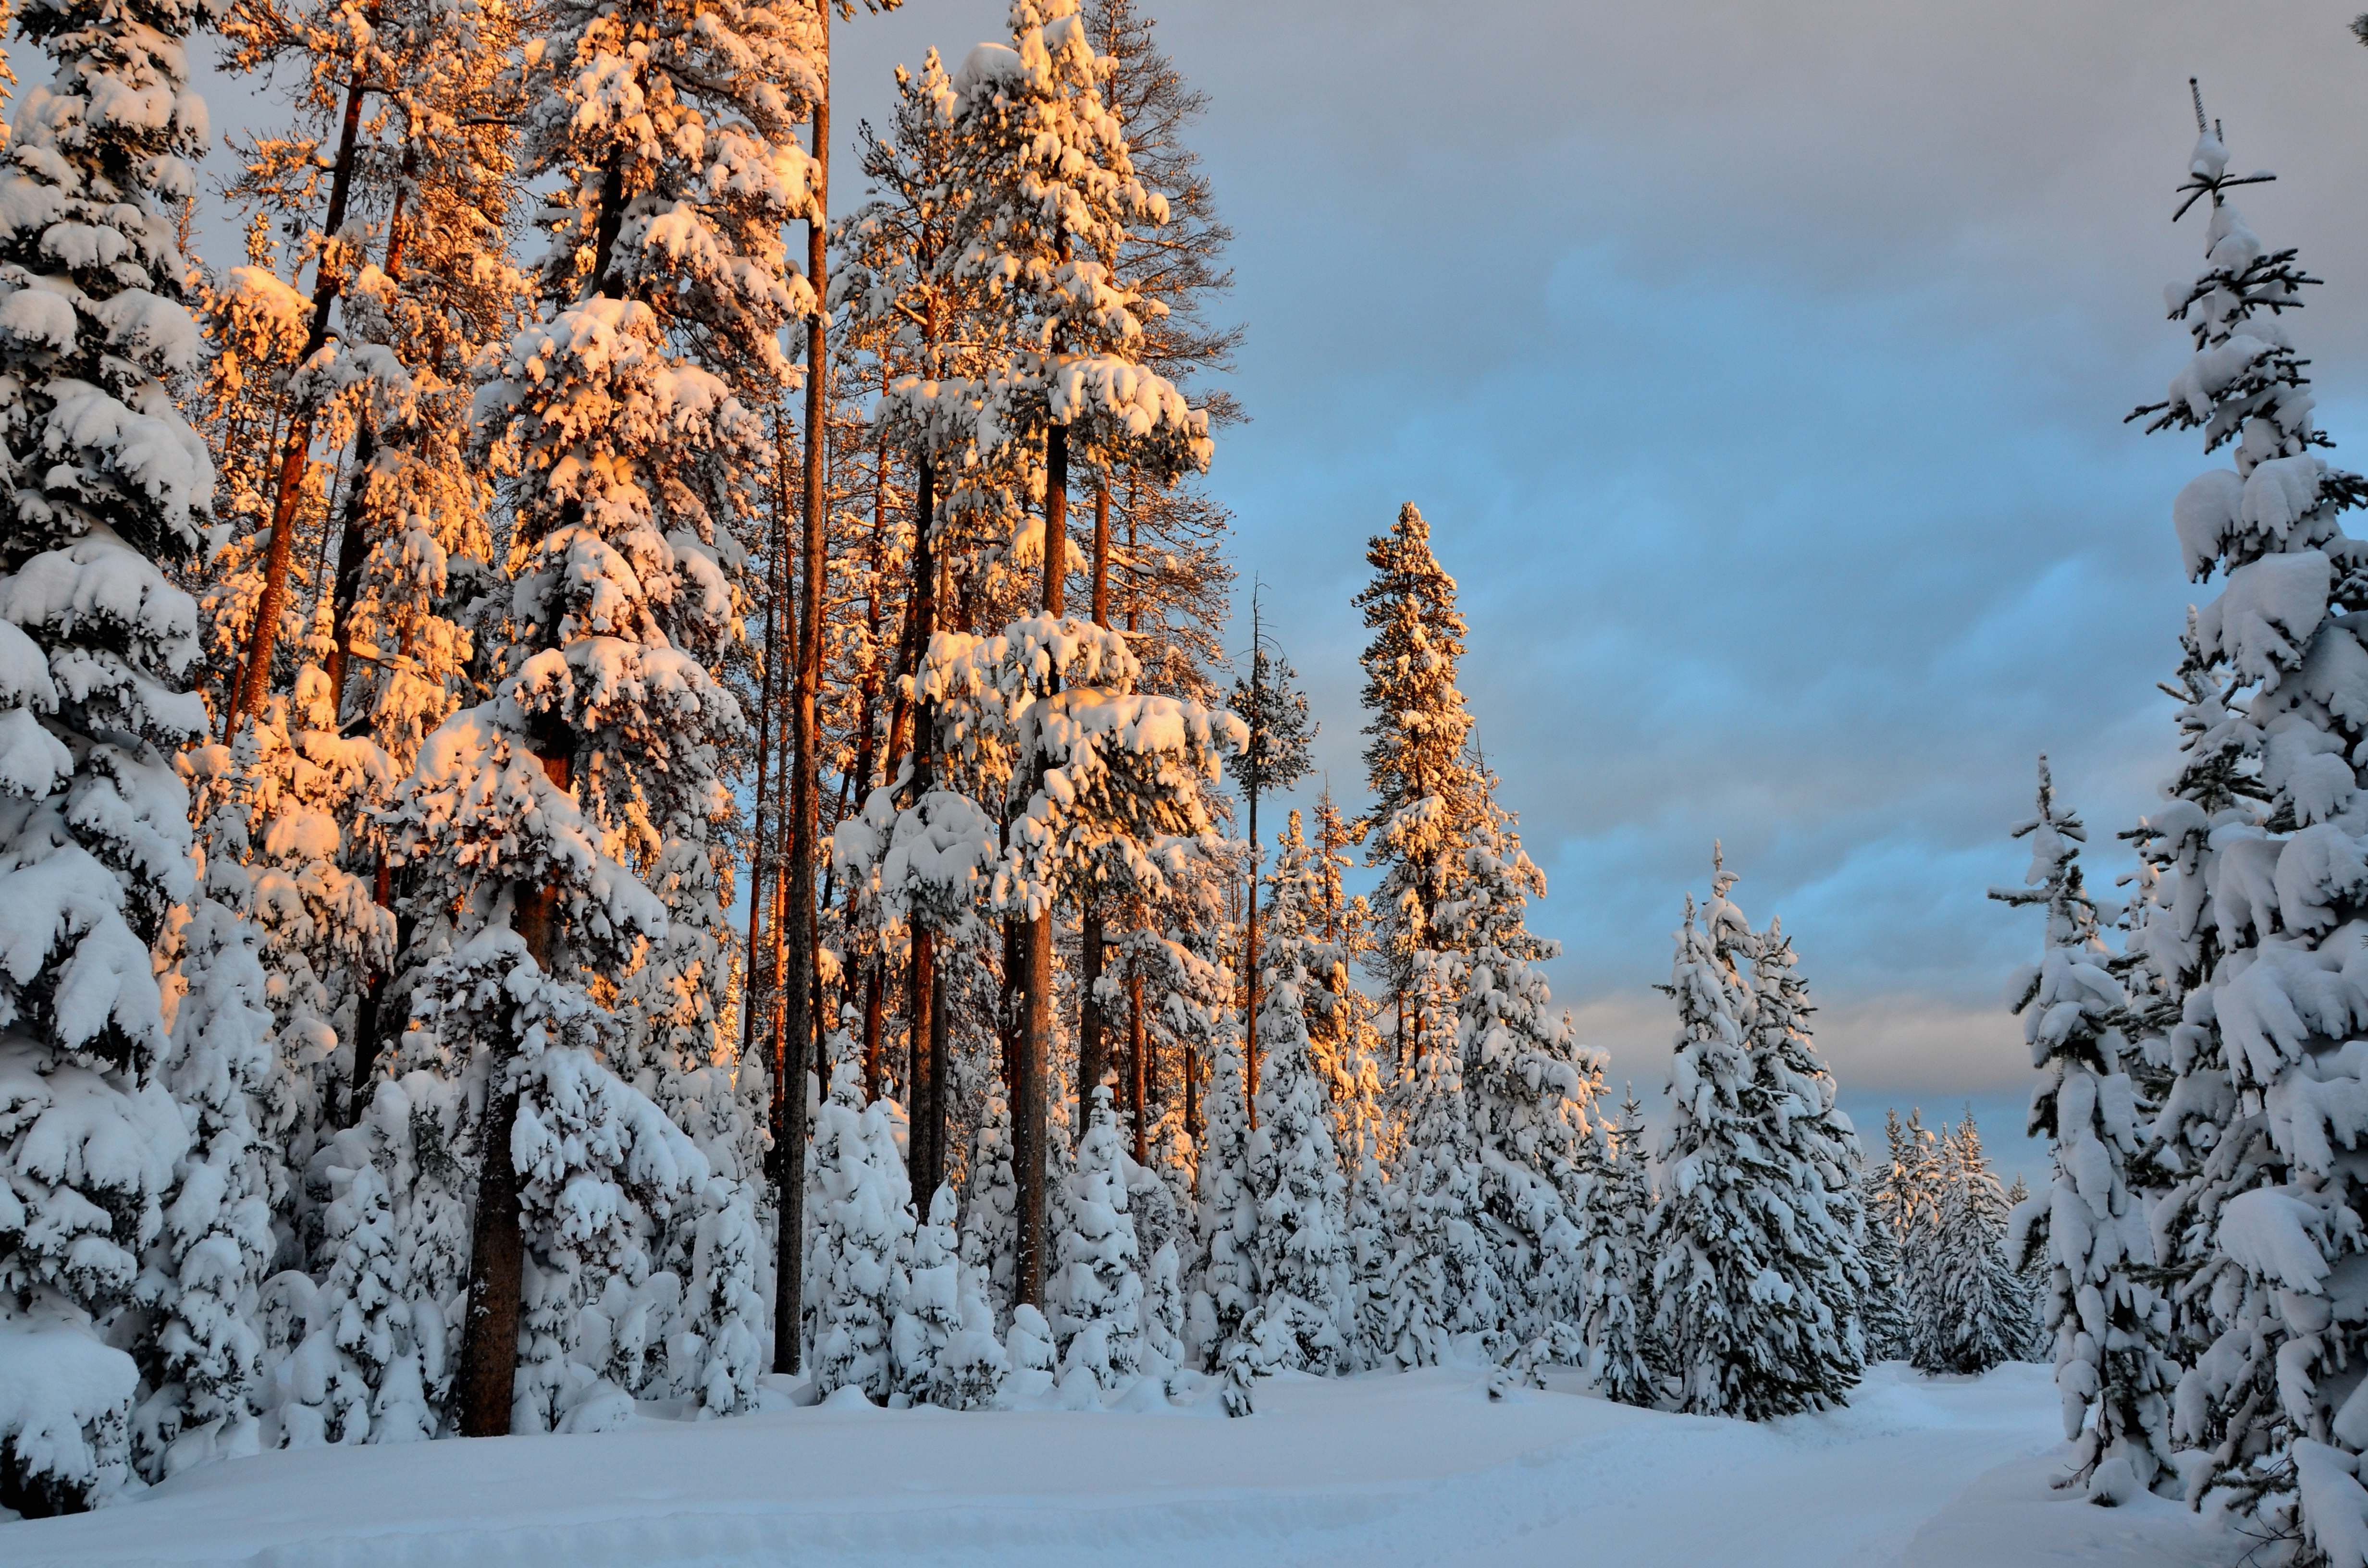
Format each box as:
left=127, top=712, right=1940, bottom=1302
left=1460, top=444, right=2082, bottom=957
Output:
left=0, top=0, right=2363, bottom=1565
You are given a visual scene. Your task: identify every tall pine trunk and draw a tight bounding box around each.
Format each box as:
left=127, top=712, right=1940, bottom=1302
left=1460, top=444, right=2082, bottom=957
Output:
left=773, top=15, right=829, bottom=1372
left=1013, top=421, right=1066, bottom=1309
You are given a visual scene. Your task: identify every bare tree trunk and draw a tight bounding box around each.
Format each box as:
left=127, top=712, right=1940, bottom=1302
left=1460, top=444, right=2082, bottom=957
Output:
left=1244, top=783, right=1259, bottom=1132
left=1127, top=956, right=1147, bottom=1165
left=1091, top=482, right=1110, bottom=627
left=1013, top=421, right=1065, bottom=1310
left=907, top=923, right=936, bottom=1191
left=740, top=429, right=789, bottom=1062
left=1078, top=913, right=1105, bottom=1120
left=900, top=457, right=941, bottom=1196
left=1076, top=478, right=1110, bottom=1124
left=456, top=744, right=569, bottom=1437
left=861, top=961, right=883, bottom=1101
left=773, top=14, right=829, bottom=1375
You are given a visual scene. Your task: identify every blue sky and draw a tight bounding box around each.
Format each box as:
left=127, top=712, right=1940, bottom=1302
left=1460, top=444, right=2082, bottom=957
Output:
left=194, top=0, right=2368, bottom=1180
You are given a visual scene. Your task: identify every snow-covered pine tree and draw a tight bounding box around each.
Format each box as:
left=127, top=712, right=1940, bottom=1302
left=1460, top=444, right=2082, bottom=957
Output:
left=134, top=864, right=277, bottom=1481
left=1080, top=0, right=1240, bottom=704
left=1644, top=863, right=1859, bottom=1420
left=1990, top=757, right=2174, bottom=1502
left=943, top=0, right=1214, bottom=1312
left=1584, top=1086, right=1657, bottom=1406
left=1306, top=785, right=1383, bottom=1157
left=2121, top=102, right=2368, bottom=1557
left=1920, top=1115, right=2036, bottom=1377
left=1050, top=1084, right=1143, bottom=1396
left=0, top=0, right=223, bottom=1510
left=408, top=0, right=820, bottom=1435
left=1353, top=502, right=1485, bottom=1065
left=1233, top=816, right=1347, bottom=1376
left=1123, top=1143, right=1188, bottom=1382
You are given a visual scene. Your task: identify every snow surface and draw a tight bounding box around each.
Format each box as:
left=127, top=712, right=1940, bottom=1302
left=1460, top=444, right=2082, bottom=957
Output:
left=7, top=1362, right=2232, bottom=1566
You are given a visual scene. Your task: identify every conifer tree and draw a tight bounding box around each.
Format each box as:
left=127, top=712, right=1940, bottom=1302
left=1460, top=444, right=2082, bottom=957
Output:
left=892, top=1186, right=962, bottom=1407
left=2118, top=99, right=2368, bottom=1557
left=1740, top=917, right=1868, bottom=1399
left=397, top=0, right=823, bottom=1433
left=1082, top=0, right=1241, bottom=703
left=1225, top=609, right=1313, bottom=1114
left=1189, top=1030, right=1256, bottom=1369
left=961, top=1080, right=1021, bottom=1324
left=1437, top=777, right=1604, bottom=1351
left=0, top=0, right=222, bottom=1509
left=807, top=1045, right=914, bottom=1402
left=1855, top=1157, right=1913, bottom=1365
left=1644, top=862, right=1861, bottom=1420
left=1921, top=1116, right=2037, bottom=1376
left=1233, top=815, right=1347, bottom=1376
left=1354, top=502, right=1484, bottom=1060
left=1386, top=1040, right=1499, bottom=1367
left=1342, top=1129, right=1399, bottom=1372
left=943, top=0, right=1213, bottom=1315
left=1585, top=1086, right=1657, bottom=1406
left=1991, top=758, right=2174, bottom=1502
left=1050, top=1084, right=1143, bottom=1395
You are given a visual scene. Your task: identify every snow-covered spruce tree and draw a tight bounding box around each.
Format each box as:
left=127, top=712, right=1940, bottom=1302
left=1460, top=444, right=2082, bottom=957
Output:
left=943, top=0, right=1213, bottom=1310
left=962, top=1077, right=1021, bottom=1326
left=1125, top=1142, right=1187, bottom=1382
left=2117, top=107, right=2368, bottom=1559
left=1233, top=816, right=1347, bottom=1376
left=1185, top=1020, right=1253, bottom=1368
left=1342, top=1127, right=1400, bottom=1372
left=133, top=864, right=277, bottom=1481
left=1050, top=1084, right=1144, bottom=1396
left=1584, top=1085, right=1657, bottom=1407
left=1434, top=778, right=1605, bottom=1354
left=808, top=1049, right=914, bottom=1403
left=1739, top=916, right=1868, bottom=1400
left=1354, top=502, right=1485, bottom=1062
left=1921, top=1115, right=2036, bottom=1377
left=894, top=1184, right=963, bottom=1407
left=1644, top=865, right=1859, bottom=1421
left=1386, top=1036, right=1501, bottom=1367
left=1880, top=1107, right=1948, bottom=1369
left=0, top=0, right=228, bottom=1509
left=1855, top=1156, right=1913, bottom=1365
left=1990, top=757, right=2174, bottom=1502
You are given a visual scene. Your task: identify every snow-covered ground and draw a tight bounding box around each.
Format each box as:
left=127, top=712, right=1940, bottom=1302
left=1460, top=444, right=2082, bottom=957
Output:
left=9, top=1363, right=2235, bottom=1567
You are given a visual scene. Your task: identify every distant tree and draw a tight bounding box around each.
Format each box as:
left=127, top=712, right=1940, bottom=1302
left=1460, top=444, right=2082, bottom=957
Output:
left=1226, top=601, right=1314, bottom=1116
left=1918, top=1115, right=2037, bottom=1376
